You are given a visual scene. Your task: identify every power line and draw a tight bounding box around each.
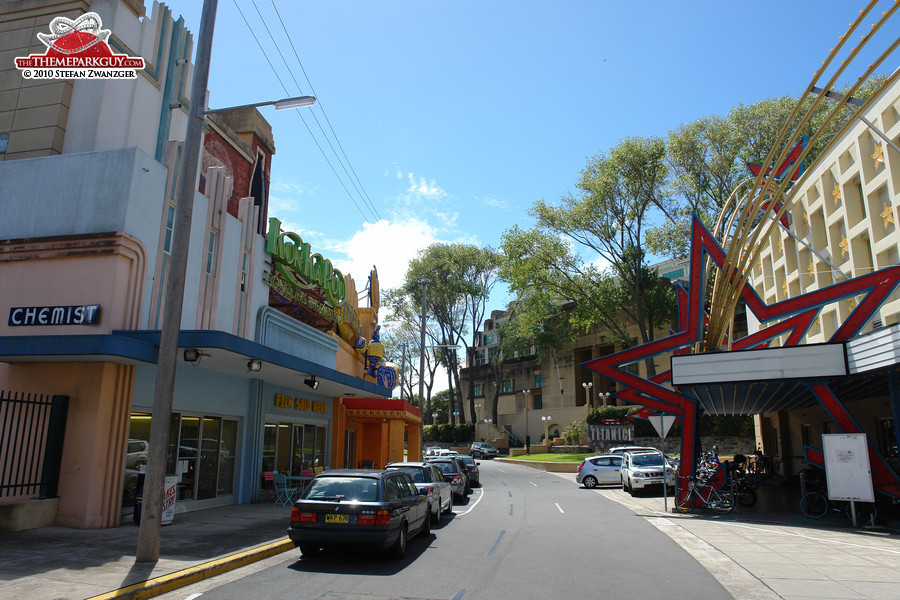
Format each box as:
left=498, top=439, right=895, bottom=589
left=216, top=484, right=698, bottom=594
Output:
left=250, top=0, right=380, bottom=224
left=231, top=0, right=376, bottom=225
left=269, top=0, right=381, bottom=222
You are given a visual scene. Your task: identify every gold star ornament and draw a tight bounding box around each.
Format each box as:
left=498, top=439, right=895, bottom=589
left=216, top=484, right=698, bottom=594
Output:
left=871, top=144, right=885, bottom=168
left=839, top=234, right=849, bottom=257
left=808, top=259, right=815, bottom=282
left=832, top=182, right=842, bottom=206
left=881, top=203, right=894, bottom=229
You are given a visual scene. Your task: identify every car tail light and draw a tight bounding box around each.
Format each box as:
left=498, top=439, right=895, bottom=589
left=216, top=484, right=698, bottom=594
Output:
left=359, top=510, right=390, bottom=525
left=426, top=486, right=435, bottom=494
left=452, top=476, right=461, bottom=485
left=577, top=461, right=585, bottom=473
left=292, top=508, right=317, bottom=523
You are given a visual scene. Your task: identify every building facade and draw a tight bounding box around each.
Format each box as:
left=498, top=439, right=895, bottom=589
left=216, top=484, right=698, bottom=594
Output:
left=0, top=0, right=416, bottom=532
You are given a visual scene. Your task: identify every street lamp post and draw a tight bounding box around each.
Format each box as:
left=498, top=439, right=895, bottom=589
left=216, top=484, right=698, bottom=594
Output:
left=522, top=388, right=531, bottom=454
left=541, top=415, right=552, bottom=443
left=134, top=0, right=318, bottom=564
left=582, top=381, right=593, bottom=409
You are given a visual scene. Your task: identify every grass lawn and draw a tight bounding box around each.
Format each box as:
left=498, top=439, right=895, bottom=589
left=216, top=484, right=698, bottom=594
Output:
left=504, top=453, right=592, bottom=462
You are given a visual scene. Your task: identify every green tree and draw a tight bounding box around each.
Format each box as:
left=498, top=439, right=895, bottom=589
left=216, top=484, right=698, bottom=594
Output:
left=401, top=244, right=501, bottom=425
left=501, top=136, right=677, bottom=377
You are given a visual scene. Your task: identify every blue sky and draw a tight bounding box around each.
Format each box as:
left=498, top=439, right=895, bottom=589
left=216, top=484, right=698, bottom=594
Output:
left=154, top=1, right=896, bottom=317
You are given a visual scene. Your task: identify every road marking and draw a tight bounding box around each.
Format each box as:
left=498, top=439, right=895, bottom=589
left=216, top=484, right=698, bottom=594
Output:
left=455, top=488, right=485, bottom=516
left=184, top=595, right=203, bottom=600
left=498, top=469, right=508, bottom=473
left=555, top=503, right=565, bottom=514
left=451, top=588, right=467, bottom=600
left=485, top=530, right=506, bottom=557
left=529, top=482, right=538, bottom=487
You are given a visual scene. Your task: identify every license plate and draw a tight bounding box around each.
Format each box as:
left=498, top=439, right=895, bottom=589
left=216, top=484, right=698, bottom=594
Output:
left=325, top=513, right=349, bottom=524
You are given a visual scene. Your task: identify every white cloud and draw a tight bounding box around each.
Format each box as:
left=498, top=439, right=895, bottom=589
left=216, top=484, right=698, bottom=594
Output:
left=331, top=217, right=438, bottom=292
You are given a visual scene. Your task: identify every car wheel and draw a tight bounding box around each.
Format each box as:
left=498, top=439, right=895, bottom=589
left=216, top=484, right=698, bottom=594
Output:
left=431, top=501, right=441, bottom=523
left=421, top=511, right=431, bottom=536
left=583, top=475, right=598, bottom=489
left=299, top=544, right=320, bottom=556
left=391, top=524, right=408, bottom=559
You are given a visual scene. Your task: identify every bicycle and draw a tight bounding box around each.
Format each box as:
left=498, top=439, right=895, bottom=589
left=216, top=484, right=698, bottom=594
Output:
left=675, top=476, right=735, bottom=514
left=799, top=489, right=877, bottom=525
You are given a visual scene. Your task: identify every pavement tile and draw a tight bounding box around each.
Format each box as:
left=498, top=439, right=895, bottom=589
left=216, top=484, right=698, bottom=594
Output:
left=838, top=580, right=900, bottom=600
left=760, top=577, right=867, bottom=599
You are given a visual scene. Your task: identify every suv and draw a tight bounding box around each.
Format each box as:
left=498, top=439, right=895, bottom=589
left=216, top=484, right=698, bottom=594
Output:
left=620, top=450, right=675, bottom=495
left=470, top=442, right=499, bottom=459
left=608, top=445, right=656, bottom=456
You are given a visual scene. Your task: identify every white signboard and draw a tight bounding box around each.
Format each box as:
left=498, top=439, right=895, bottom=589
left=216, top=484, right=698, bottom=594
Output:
left=162, top=475, right=178, bottom=525
left=823, top=433, right=875, bottom=503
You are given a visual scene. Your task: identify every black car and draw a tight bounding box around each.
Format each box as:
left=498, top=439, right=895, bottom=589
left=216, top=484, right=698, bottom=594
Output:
left=287, top=469, right=431, bottom=559
left=461, top=455, right=480, bottom=487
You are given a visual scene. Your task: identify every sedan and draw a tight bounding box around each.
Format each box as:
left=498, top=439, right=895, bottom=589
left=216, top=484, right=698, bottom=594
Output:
left=287, top=469, right=431, bottom=559
left=576, top=454, right=623, bottom=489
left=385, top=462, right=452, bottom=522
left=427, top=457, right=468, bottom=502
left=460, top=455, right=480, bottom=487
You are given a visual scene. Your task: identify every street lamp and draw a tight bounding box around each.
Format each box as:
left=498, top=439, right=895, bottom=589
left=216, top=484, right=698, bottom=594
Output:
left=582, top=381, right=592, bottom=408
left=432, top=412, right=438, bottom=424
left=542, top=415, right=552, bottom=442
left=205, top=95, right=316, bottom=113
left=135, top=0, right=316, bottom=562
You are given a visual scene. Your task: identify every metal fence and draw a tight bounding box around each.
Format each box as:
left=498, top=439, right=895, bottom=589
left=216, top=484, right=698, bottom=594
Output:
left=0, top=391, right=68, bottom=501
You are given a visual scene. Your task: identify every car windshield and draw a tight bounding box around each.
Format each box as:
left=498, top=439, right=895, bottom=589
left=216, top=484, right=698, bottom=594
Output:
left=480, top=444, right=495, bottom=450
left=462, top=457, right=475, bottom=465
left=432, top=461, right=457, bottom=475
left=386, top=466, right=426, bottom=483
left=304, top=476, right=379, bottom=501
left=631, top=453, right=664, bottom=467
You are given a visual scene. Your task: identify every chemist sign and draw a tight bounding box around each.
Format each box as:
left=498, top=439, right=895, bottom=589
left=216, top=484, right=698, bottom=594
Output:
left=9, top=304, right=101, bottom=326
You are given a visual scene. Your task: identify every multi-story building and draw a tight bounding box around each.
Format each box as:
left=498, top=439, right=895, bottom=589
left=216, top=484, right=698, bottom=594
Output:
left=742, top=74, right=900, bottom=475
left=0, top=0, right=417, bottom=532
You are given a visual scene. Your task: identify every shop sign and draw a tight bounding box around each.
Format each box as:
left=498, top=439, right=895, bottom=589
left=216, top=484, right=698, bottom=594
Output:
left=8, top=304, right=100, bottom=326
left=274, top=393, right=327, bottom=414
left=266, top=217, right=346, bottom=306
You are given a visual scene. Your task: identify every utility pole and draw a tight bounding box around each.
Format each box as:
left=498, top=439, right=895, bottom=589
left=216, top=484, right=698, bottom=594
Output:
left=417, top=280, right=428, bottom=414
left=135, top=0, right=218, bottom=563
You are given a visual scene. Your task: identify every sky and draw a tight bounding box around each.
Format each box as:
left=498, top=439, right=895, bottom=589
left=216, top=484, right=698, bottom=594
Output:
left=153, top=0, right=897, bottom=323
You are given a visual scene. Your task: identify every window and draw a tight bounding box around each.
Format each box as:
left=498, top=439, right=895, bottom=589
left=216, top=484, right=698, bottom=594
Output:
left=488, top=347, right=500, bottom=360
left=533, top=394, right=542, bottom=410
left=501, top=380, right=514, bottom=394
left=483, top=333, right=495, bottom=345
left=534, top=374, right=542, bottom=388
left=473, top=383, right=484, bottom=397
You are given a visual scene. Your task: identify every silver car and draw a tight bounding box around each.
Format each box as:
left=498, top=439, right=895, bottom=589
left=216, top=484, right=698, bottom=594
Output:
left=576, top=454, right=623, bottom=488
left=385, top=462, right=452, bottom=522
left=620, top=450, right=676, bottom=494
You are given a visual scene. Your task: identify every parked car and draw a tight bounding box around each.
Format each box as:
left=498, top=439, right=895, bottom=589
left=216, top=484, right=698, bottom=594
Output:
left=449, top=456, right=472, bottom=494
left=460, top=455, right=480, bottom=487
left=385, top=462, right=452, bottom=522
left=620, top=450, right=676, bottom=495
left=426, top=457, right=468, bottom=502
left=608, top=445, right=657, bottom=455
left=287, top=469, right=431, bottom=559
left=424, top=447, right=443, bottom=457
left=470, top=442, right=499, bottom=459
left=575, top=454, right=623, bottom=489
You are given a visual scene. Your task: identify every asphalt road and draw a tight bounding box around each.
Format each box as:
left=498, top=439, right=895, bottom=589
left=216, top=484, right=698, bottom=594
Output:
left=156, top=460, right=731, bottom=600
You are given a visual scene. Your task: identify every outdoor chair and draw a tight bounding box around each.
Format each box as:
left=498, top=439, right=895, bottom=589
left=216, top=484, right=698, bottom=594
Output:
left=261, top=470, right=276, bottom=501
left=273, top=472, right=297, bottom=506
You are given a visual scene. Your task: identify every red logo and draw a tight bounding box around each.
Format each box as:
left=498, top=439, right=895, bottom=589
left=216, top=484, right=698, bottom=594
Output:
left=14, top=12, right=145, bottom=79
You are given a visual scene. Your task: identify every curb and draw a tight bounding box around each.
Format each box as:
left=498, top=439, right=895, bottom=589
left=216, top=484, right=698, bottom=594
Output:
left=85, top=539, right=296, bottom=600
left=494, top=457, right=578, bottom=473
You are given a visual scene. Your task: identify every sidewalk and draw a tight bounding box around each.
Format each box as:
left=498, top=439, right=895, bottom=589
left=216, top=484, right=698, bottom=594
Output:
left=1, top=477, right=899, bottom=600
left=549, top=470, right=900, bottom=600
left=0, top=503, right=295, bottom=600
